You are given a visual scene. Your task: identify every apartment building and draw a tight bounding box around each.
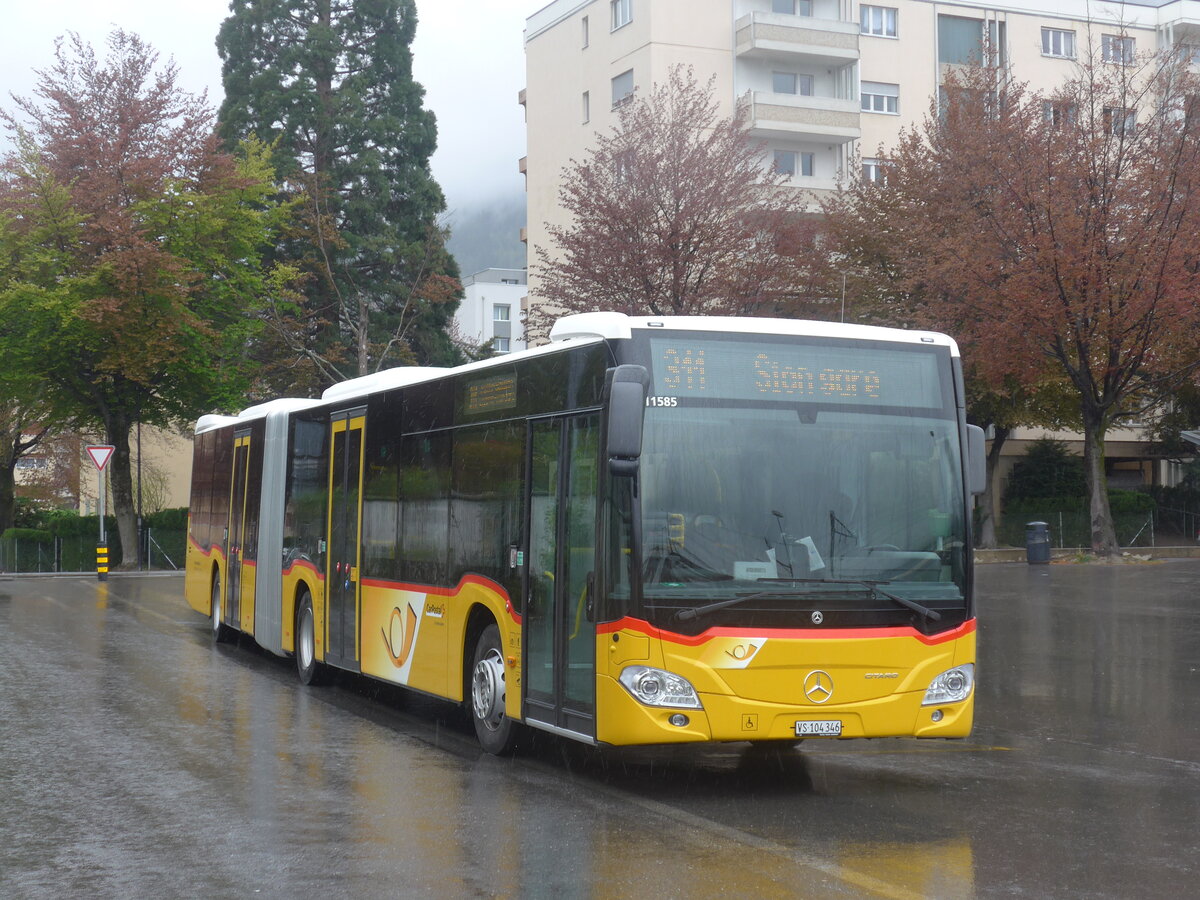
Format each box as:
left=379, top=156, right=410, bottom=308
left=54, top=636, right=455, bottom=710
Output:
left=521, top=0, right=1200, bottom=501
left=455, top=268, right=528, bottom=354
left=523, top=1, right=1199, bottom=301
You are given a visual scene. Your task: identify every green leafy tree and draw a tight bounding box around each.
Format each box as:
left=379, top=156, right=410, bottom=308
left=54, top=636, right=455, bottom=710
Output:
left=217, top=0, right=462, bottom=386
left=0, top=31, right=291, bottom=564
left=1004, top=438, right=1087, bottom=503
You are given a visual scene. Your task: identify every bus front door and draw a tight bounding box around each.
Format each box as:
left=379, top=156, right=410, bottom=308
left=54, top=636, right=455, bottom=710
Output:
left=225, top=430, right=252, bottom=632
left=525, top=414, right=599, bottom=739
left=325, top=409, right=366, bottom=672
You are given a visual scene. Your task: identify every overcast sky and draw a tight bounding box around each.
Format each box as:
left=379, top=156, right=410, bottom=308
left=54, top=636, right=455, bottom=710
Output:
left=1, top=0, right=534, bottom=212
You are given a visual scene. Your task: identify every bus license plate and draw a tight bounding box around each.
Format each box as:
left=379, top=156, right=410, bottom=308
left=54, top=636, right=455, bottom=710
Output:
left=795, top=720, right=842, bottom=737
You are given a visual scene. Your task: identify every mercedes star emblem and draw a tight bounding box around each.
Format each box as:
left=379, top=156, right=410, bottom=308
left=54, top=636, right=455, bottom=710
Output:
left=804, top=670, right=834, bottom=704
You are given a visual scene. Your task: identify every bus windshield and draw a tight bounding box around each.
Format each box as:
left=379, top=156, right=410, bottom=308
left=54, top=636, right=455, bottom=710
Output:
left=617, top=333, right=969, bottom=635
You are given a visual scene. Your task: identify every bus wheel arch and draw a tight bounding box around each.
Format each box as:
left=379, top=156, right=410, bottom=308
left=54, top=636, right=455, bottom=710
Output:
left=210, top=566, right=233, bottom=644
left=466, top=614, right=518, bottom=755
left=295, top=587, right=328, bottom=686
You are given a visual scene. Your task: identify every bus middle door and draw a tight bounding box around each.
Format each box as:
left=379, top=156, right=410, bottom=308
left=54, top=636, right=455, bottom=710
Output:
left=525, top=414, right=600, bottom=740
left=325, top=408, right=366, bottom=672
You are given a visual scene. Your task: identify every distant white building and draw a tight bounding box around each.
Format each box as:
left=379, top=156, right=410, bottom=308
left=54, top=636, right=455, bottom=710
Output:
left=456, top=268, right=528, bottom=354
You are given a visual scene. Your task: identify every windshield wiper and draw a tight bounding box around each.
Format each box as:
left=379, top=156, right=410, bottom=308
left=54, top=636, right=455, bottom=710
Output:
left=672, top=578, right=942, bottom=623
left=674, top=589, right=786, bottom=622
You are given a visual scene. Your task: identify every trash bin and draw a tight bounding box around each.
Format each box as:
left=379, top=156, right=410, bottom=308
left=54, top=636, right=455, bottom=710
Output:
left=1025, top=521, right=1050, bottom=565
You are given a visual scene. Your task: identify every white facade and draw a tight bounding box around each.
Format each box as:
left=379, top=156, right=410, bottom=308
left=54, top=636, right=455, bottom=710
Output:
left=522, top=0, right=1200, bottom=494
left=456, top=268, right=528, bottom=354
left=523, top=0, right=1200, bottom=308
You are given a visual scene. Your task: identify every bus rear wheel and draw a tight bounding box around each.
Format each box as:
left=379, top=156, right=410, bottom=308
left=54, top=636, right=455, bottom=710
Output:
left=211, top=576, right=233, bottom=644
left=295, top=590, right=328, bottom=686
left=471, top=624, right=516, bottom=755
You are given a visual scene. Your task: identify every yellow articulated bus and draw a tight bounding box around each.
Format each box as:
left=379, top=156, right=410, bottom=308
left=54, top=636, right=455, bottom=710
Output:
left=185, top=313, right=986, bottom=754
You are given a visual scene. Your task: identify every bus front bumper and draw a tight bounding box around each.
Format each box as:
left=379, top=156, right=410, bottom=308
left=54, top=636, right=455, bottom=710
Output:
left=595, top=675, right=974, bottom=746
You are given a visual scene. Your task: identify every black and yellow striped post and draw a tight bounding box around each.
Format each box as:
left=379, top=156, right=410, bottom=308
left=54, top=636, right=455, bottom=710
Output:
left=96, top=543, right=109, bottom=582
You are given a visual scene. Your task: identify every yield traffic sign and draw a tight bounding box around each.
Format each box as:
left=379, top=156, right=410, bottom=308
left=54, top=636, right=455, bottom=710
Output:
left=87, top=445, right=115, bottom=471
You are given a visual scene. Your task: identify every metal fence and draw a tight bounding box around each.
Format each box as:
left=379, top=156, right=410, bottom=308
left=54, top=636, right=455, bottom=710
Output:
left=998, top=508, right=1197, bottom=550
left=0, top=528, right=186, bottom=574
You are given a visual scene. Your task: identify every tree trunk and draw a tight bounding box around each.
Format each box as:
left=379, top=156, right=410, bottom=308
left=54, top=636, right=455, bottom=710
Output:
left=357, top=292, right=370, bottom=376
left=977, top=424, right=1009, bottom=550
left=1081, top=407, right=1120, bottom=557
left=106, top=414, right=139, bottom=570
left=0, top=457, right=16, bottom=535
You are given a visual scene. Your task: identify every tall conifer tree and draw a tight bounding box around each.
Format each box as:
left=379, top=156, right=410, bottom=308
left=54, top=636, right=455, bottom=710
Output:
left=217, top=0, right=462, bottom=386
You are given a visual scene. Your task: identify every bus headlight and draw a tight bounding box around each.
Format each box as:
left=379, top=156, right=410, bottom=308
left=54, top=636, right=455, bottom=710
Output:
left=922, top=664, right=974, bottom=705
left=619, top=665, right=702, bottom=709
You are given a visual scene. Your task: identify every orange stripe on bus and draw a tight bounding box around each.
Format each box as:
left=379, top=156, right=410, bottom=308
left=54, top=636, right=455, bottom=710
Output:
left=596, top=616, right=976, bottom=646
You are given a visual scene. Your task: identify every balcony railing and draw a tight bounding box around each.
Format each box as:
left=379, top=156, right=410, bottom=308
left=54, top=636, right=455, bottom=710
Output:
left=746, top=91, right=860, bottom=144
left=734, top=12, right=859, bottom=63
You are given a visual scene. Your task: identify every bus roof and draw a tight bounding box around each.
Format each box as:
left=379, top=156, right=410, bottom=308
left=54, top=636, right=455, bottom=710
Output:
left=197, top=313, right=961, bottom=429
left=194, top=398, right=324, bottom=435
left=549, top=312, right=960, bottom=354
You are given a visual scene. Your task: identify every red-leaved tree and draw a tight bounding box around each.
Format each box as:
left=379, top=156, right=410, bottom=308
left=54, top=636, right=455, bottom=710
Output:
left=827, top=51, right=1200, bottom=556
left=531, top=66, right=816, bottom=335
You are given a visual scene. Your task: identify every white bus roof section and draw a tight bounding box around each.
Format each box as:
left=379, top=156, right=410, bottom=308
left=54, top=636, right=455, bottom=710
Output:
left=321, top=367, right=446, bottom=402
left=194, top=398, right=323, bottom=434
left=549, top=312, right=960, bottom=356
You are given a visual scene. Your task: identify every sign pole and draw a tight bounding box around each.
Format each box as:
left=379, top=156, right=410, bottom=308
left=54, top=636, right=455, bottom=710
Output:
left=87, top=445, right=115, bottom=580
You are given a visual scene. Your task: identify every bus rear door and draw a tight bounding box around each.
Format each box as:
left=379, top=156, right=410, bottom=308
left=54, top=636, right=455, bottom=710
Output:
left=326, top=408, right=366, bottom=671
left=224, top=429, right=253, bottom=632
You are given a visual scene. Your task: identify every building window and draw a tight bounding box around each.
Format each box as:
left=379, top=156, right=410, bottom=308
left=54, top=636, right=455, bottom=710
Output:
left=773, top=150, right=814, bottom=177
left=772, top=0, right=813, bottom=13
left=862, top=159, right=888, bottom=185
left=493, top=337, right=511, bottom=353
left=861, top=6, right=897, bottom=38
left=500, top=278, right=519, bottom=285
left=582, top=91, right=590, bottom=123
left=611, top=0, right=631, bottom=31
left=582, top=16, right=589, bottom=48
left=613, top=149, right=634, bottom=182
left=938, top=15, right=996, bottom=66
left=1104, top=106, right=1136, bottom=135
left=611, top=69, right=634, bottom=107
left=1041, top=28, right=1075, bottom=59
left=494, top=304, right=511, bottom=322
left=773, top=72, right=814, bottom=96
left=861, top=81, right=899, bottom=114
left=1102, top=34, right=1135, bottom=65
left=1043, top=100, right=1077, bottom=128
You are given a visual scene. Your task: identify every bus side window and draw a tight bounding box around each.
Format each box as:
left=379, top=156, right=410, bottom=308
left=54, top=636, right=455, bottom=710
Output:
left=449, top=422, right=525, bottom=604
left=400, top=432, right=451, bottom=587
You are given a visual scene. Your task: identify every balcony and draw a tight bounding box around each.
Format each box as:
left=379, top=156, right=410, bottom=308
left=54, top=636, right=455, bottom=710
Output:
left=734, top=12, right=859, bottom=66
left=746, top=91, right=860, bottom=144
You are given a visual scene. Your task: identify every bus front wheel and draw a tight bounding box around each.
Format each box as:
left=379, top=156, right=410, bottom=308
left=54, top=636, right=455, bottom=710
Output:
left=211, top=576, right=233, bottom=644
left=471, top=624, right=516, bottom=755
left=295, top=590, right=328, bottom=686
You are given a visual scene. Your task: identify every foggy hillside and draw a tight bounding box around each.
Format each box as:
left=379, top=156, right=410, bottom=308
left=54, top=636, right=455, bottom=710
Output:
left=445, top=193, right=527, bottom=278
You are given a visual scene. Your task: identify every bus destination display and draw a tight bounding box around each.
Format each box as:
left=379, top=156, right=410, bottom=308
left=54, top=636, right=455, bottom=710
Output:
left=464, top=373, right=518, bottom=414
left=649, top=338, right=943, bottom=408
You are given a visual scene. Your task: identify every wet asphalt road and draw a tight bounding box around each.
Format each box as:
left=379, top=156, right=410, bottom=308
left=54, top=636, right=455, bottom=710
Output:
left=1, top=560, right=1197, bottom=899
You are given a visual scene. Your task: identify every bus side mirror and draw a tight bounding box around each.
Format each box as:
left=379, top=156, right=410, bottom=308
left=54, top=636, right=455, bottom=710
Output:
left=966, top=424, right=987, bottom=495
left=606, top=365, right=650, bottom=476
